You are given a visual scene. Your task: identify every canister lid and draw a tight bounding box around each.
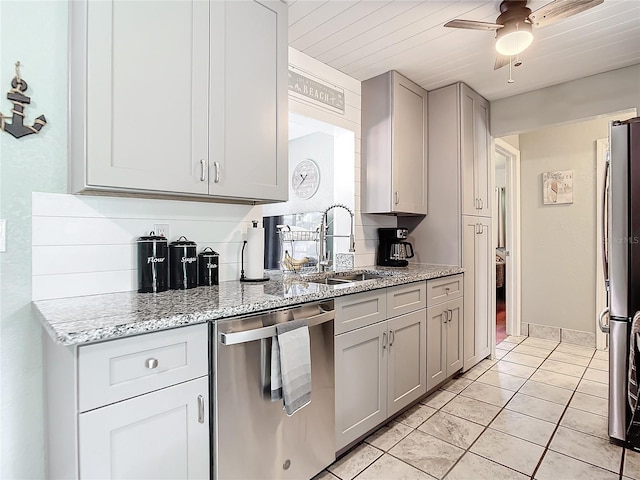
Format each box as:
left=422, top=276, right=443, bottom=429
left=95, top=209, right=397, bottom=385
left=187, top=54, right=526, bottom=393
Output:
left=137, top=231, right=168, bottom=243
left=170, top=235, right=196, bottom=247
left=199, top=247, right=219, bottom=257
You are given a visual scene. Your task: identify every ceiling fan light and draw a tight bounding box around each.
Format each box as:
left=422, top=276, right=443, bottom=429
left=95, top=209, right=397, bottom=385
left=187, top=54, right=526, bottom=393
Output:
left=495, top=22, right=533, bottom=56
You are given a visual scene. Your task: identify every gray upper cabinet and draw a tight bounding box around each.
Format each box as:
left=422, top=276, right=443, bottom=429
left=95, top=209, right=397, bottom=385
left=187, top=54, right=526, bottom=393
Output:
left=460, top=84, right=491, bottom=217
left=69, top=0, right=287, bottom=204
left=362, top=71, right=428, bottom=215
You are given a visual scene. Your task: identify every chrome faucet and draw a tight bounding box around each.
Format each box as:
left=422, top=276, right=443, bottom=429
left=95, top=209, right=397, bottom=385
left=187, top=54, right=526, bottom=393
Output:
left=318, top=203, right=356, bottom=272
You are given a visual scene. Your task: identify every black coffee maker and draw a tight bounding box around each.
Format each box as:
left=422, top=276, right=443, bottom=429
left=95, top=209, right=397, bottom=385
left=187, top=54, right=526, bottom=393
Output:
left=377, top=228, right=414, bottom=267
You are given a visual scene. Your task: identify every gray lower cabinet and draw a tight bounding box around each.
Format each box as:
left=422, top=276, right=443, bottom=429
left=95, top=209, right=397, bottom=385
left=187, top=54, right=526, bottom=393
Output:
left=426, top=297, right=463, bottom=391
left=79, top=377, right=209, bottom=479
left=335, top=285, right=427, bottom=451
left=335, top=321, right=388, bottom=450
left=387, top=310, right=427, bottom=416
left=44, top=324, right=209, bottom=479
left=426, top=274, right=464, bottom=391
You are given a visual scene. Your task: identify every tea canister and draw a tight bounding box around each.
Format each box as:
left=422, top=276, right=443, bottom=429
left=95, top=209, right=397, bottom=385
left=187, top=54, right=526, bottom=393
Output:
left=137, top=231, right=169, bottom=293
left=198, top=247, right=220, bottom=286
left=169, top=236, right=198, bottom=290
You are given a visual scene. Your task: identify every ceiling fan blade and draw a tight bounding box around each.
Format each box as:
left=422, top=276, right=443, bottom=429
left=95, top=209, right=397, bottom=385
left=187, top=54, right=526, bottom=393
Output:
left=444, top=19, right=503, bottom=31
left=529, top=0, right=604, bottom=28
left=494, top=54, right=511, bottom=70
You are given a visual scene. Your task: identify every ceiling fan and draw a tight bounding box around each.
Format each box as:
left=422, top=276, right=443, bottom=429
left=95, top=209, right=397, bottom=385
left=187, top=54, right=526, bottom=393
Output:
left=444, top=0, right=604, bottom=70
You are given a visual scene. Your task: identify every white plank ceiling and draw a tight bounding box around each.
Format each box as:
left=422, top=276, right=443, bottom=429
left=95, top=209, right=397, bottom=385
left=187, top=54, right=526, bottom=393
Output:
left=287, top=0, right=640, bottom=100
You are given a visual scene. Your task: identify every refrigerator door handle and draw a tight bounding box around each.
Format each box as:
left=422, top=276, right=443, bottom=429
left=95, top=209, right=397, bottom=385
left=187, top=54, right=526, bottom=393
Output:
left=601, top=157, right=610, bottom=290
left=599, top=307, right=610, bottom=334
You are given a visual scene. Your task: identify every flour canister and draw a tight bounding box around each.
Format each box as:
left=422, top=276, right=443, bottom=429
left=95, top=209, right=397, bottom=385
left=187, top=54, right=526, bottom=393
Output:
left=198, top=247, right=219, bottom=286
left=137, top=231, right=169, bottom=293
left=169, top=236, right=197, bottom=289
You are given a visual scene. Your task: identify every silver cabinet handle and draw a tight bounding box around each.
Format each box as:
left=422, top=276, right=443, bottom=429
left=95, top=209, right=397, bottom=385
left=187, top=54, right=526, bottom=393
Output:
left=394, top=191, right=399, bottom=205
left=389, top=330, right=395, bottom=347
left=598, top=307, right=610, bottom=334
left=448, top=309, right=453, bottom=323
left=197, top=395, right=205, bottom=424
left=382, top=332, right=387, bottom=350
left=445, top=287, right=450, bottom=294
left=145, top=358, right=158, bottom=369
left=479, top=198, right=483, bottom=210
left=214, top=161, right=221, bottom=183
left=200, top=159, right=207, bottom=182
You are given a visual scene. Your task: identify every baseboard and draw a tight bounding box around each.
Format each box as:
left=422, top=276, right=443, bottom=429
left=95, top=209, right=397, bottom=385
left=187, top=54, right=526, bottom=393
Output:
left=522, top=322, right=596, bottom=348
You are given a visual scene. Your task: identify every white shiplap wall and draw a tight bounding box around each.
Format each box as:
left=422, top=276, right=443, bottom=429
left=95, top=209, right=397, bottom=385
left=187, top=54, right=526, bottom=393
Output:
left=32, top=192, right=259, bottom=300
left=288, top=47, right=395, bottom=268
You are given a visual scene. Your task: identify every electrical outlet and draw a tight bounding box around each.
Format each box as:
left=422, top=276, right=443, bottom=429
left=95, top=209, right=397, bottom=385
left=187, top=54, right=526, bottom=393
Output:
left=153, top=223, right=170, bottom=239
left=0, top=219, right=6, bottom=252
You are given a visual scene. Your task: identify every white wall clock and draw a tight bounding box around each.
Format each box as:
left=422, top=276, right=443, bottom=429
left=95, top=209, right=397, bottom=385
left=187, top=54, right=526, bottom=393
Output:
left=291, top=159, right=320, bottom=199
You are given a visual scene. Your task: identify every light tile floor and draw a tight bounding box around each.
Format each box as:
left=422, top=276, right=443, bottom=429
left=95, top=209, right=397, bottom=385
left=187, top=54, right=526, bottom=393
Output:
left=317, top=335, right=640, bottom=480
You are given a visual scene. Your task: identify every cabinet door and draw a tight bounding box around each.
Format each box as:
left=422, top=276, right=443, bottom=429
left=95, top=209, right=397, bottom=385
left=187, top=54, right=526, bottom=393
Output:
left=446, top=297, right=464, bottom=376
left=460, top=84, right=491, bottom=217
left=209, top=0, right=288, bottom=202
left=475, top=219, right=492, bottom=359
left=79, top=376, right=209, bottom=480
left=84, top=1, right=209, bottom=194
left=335, top=321, right=387, bottom=451
left=474, top=93, right=491, bottom=217
left=463, top=218, right=479, bottom=370
left=387, top=310, right=427, bottom=416
left=426, top=304, right=447, bottom=391
left=392, top=74, right=428, bottom=215
left=462, top=217, right=491, bottom=371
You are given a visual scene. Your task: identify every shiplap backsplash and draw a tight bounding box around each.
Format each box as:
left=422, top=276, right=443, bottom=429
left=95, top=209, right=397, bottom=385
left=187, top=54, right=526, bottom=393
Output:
left=32, top=192, right=260, bottom=300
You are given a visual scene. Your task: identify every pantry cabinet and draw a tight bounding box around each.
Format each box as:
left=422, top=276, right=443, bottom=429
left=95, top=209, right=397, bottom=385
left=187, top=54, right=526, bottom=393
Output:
left=411, top=82, right=493, bottom=372
left=361, top=71, right=428, bottom=215
left=44, top=324, right=210, bottom=479
left=335, top=284, right=427, bottom=451
left=69, top=0, right=287, bottom=203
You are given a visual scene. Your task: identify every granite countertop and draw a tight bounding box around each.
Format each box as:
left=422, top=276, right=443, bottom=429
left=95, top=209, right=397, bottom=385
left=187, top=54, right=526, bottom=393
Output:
left=34, top=264, right=463, bottom=346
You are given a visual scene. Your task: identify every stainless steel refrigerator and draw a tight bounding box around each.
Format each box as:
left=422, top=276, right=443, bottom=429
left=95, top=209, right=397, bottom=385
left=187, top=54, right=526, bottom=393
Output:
left=601, top=116, right=640, bottom=450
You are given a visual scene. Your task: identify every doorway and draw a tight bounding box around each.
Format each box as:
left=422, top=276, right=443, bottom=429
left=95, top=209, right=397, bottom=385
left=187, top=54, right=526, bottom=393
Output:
left=494, top=139, right=522, bottom=341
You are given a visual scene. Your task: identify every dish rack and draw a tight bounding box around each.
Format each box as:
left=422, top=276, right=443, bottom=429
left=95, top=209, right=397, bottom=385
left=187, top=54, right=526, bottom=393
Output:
left=277, top=225, right=319, bottom=273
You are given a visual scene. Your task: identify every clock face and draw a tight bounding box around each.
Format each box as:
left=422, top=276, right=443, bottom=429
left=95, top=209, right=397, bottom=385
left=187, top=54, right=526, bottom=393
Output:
left=292, top=159, right=320, bottom=199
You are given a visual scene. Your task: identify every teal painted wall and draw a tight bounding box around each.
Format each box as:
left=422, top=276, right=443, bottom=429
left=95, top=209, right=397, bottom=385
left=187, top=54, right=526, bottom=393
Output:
left=0, top=1, right=68, bottom=477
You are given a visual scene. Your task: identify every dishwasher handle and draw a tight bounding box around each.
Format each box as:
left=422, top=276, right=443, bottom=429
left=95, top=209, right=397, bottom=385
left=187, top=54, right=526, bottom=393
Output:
left=219, top=308, right=334, bottom=346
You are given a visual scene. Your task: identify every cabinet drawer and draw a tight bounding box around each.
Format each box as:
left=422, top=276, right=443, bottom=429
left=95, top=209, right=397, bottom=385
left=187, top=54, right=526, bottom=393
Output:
left=335, top=290, right=387, bottom=335
left=386, top=282, right=426, bottom=318
left=427, top=274, right=463, bottom=305
left=78, top=324, right=208, bottom=412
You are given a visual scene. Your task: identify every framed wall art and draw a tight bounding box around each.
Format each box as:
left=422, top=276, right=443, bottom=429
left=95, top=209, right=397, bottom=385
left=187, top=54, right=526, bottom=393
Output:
left=543, top=170, right=573, bottom=205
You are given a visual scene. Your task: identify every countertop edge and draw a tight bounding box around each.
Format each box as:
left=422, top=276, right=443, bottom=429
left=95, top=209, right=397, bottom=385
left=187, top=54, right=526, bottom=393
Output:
left=36, top=265, right=464, bottom=347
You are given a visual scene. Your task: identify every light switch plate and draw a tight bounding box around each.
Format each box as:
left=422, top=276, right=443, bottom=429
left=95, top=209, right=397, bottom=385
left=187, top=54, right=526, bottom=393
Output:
left=0, top=219, right=6, bottom=252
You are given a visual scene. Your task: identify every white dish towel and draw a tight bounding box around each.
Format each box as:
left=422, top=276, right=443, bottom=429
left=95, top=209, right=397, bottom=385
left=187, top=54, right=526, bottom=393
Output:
left=270, top=319, right=311, bottom=416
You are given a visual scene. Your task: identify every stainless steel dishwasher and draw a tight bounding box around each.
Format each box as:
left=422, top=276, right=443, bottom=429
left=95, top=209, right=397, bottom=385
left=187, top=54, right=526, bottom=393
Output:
left=213, top=300, right=335, bottom=480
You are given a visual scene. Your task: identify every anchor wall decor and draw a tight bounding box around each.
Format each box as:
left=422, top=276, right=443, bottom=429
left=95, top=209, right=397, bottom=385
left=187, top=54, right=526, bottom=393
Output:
left=0, top=61, right=47, bottom=139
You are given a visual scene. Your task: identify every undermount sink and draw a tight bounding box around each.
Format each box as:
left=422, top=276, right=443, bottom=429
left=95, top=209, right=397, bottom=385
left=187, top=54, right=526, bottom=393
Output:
left=306, top=272, right=387, bottom=286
